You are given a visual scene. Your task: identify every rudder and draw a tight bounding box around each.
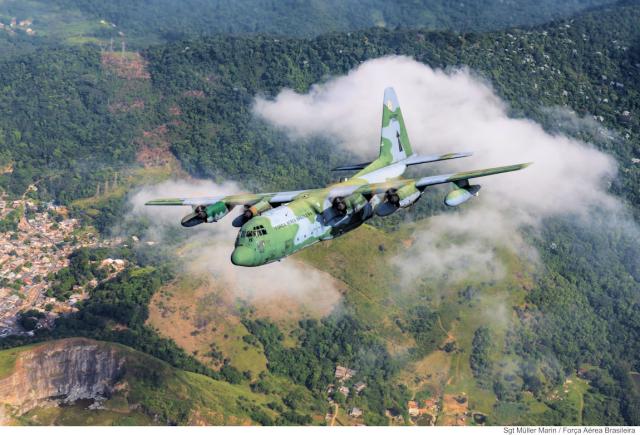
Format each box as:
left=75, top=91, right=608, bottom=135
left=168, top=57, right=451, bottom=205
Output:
left=380, top=87, right=413, bottom=163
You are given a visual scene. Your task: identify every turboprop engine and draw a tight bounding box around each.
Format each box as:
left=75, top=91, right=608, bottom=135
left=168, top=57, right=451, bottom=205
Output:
left=232, top=199, right=272, bottom=227
left=331, top=193, right=368, bottom=216
left=322, top=192, right=371, bottom=225
left=444, top=184, right=481, bottom=207
left=374, top=183, right=421, bottom=217
left=181, top=201, right=231, bottom=227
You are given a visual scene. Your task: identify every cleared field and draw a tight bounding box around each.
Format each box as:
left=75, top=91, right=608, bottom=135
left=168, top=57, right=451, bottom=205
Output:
left=398, top=349, right=451, bottom=397
left=147, top=275, right=268, bottom=377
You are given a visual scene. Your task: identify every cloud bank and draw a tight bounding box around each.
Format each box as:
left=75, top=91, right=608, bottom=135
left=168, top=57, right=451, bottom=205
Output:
left=253, top=56, right=622, bottom=284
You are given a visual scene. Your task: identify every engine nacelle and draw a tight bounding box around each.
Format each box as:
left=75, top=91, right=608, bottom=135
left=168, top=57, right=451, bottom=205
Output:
left=375, top=183, right=421, bottom=216
left=397, top=184, right=421, bottom=208
left=232, top=199, right=272, bottom=227
left=444, top=185, right=481, bottom=207
left=345, top=193, right=368, bottom=213
left=181, top=201, right=230, bottom=227
left=330, top=193, right=368, bottom=216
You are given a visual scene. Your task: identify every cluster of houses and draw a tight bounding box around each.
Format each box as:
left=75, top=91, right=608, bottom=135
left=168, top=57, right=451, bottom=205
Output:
left=0, top=17, right=35, bottom=35
left=0, top=200, right=93, bottom=336
left=325, top=365, right=368, bottom=424
left=407, top=398, right=439, bottom=419
left=323, top=364, right=444, bottom=425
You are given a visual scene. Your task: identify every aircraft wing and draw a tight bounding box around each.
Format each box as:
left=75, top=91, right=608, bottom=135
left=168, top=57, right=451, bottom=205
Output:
left=145, top=162, right=531, bottom=208
left=322, top=162, right=531, bottom=199
left=145, top=189, right=312, bottom=207
left=415, top=162, right=532, bottom=188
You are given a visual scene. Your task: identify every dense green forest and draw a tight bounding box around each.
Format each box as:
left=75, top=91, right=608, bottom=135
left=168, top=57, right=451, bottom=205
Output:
left=244, top=316, right=409, bottom=425
left=0, top=0, right=616, bottom=44
left=0, top=0, right=639, bottom=426
left=0, top=1, right=638, bottom=206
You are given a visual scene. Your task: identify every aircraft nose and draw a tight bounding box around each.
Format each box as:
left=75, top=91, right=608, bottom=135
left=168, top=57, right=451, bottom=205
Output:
left=231, top=246, right=258, bottom=267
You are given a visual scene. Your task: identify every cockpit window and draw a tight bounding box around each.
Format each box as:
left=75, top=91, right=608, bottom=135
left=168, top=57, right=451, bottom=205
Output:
left=241, top=225, right=267, bottom=238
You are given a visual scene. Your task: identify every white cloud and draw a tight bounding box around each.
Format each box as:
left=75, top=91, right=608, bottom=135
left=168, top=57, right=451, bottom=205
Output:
left=253, top=55, right=623, bottom=284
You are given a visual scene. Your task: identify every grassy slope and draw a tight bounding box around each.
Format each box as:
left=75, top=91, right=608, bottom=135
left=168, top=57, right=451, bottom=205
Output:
left=0, top=344, right=37, bottom=379
left=297, top=224, right=417, bottom=353
left=297, top=219, right=588, bottom=425
left=147, top=275, right=269, bottom=377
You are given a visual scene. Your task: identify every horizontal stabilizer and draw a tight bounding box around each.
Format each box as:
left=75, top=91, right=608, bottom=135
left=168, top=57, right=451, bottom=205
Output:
left=332, top=162, right=371, bottom=171
left=332, top=151, right=472, bottom=171
left=403, top=151, right=472, bottom=166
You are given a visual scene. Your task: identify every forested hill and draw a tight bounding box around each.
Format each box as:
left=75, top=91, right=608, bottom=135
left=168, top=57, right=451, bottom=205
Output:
left=145, top=5, right=640, bottom=422
left=0, top=0, right=617, bottom=45
left=145, top=0, right=640, bottom=205
left=47, top=0, right=621, bottom=37
left=2, top=0, right=637, bottom=207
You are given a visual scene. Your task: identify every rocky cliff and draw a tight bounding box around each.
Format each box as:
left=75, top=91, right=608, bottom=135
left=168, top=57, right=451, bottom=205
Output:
left=0, top=338, right=125, bottom=423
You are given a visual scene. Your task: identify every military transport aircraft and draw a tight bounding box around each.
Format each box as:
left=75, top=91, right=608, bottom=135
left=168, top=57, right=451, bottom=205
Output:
left=146, top=87, right=530, bottom=266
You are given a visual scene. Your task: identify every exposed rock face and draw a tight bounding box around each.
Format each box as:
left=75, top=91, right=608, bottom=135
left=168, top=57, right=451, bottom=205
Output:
left=0, top=338, right=126, bottom=423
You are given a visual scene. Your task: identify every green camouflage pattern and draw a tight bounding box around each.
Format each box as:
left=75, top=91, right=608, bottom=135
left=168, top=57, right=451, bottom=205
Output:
left=355, top=87, right=413, bottom=176
left=147, top=87, right=531, bottom=266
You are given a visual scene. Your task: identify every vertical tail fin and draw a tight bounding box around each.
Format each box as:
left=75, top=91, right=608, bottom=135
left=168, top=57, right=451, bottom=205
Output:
left=351, top=87, right=414, bottom=178
left=380, top=87, right=413, bottom=163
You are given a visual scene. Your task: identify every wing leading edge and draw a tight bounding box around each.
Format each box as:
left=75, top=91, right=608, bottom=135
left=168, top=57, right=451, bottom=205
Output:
left=144, top=189, right=314, bottom=208
left=415, top=162, right=532, bottom=189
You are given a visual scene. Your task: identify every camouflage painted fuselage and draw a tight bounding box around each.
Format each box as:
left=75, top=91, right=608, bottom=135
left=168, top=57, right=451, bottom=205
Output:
left=232, top=171, right=398, bottom=266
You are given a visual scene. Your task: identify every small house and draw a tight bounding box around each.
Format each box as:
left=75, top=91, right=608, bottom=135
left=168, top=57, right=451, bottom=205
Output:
left=407, top=400, right=419, bottom=417
left=354, top=381, right=367, bottom=393
left=349, top=407, right=363, bottom=418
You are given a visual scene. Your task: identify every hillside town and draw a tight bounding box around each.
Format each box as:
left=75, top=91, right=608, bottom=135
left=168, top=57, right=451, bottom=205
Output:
left=0, top=198, right=99, bottom=337
left=0, top=17, right=35, bottom=36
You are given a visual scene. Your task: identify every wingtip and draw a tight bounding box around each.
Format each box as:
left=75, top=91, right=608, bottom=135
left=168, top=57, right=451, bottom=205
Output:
left=145, top=198, right=183, bottom=206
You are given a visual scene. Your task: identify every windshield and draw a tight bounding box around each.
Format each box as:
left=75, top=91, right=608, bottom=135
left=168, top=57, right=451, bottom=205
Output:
left=240, top=224, right=267, bottom=238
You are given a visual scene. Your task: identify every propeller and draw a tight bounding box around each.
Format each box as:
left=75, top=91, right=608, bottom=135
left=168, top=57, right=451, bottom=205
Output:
left=385, top=189, right=400, bottom=206
left=374, top=189, right=401, bottom=217
left=332, top=196, right=347, bottom=215
left=181, top=205, right=208, bottom=227
left=232, top=205, right=256, bottom=227
left=195, top=205, right=207, bottom=220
